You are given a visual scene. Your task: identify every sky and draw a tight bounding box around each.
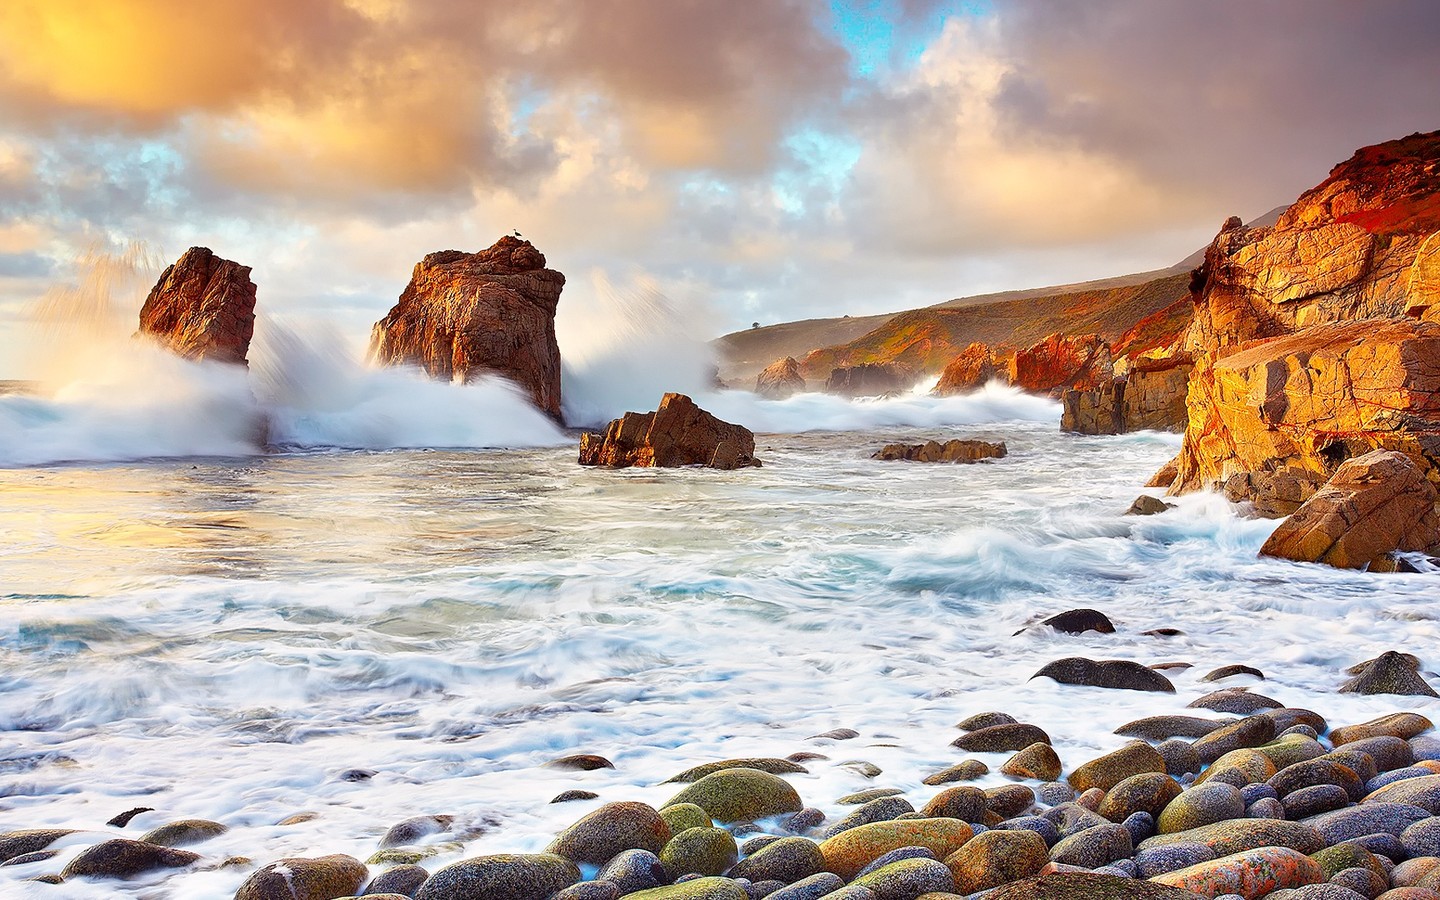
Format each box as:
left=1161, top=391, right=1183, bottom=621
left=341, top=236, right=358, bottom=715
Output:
left=1, top=0, right=1438, bottom=377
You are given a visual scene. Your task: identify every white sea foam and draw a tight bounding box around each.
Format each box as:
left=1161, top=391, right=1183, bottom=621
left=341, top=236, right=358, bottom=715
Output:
left=2, top=422, right=1437, bottom=897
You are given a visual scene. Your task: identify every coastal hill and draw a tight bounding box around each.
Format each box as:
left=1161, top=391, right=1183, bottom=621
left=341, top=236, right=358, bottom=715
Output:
left=714, top=208, right=1284, bottom=387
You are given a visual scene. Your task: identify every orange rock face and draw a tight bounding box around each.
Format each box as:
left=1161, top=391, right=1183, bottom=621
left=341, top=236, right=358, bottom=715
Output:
left=872, top=440, right=1007, bottom=463
left=1169, top=318, right=1440, bottom=501
left=368, top=236, right=565, bottom=418
left=1061, top=355, right=1193, bottom=435
left=578, top=393, right=760, bottom=470
left=1259, top=449, right=1440, bottom=569
left=136, top=247, right=256, bottom=365
left=1151, top=846, right=1324, bottom=896
left=1009, top=332, right=1112, bottom=394
left=1162, top=131, right=1440, bottom=510
left=754, top=357, right=805, bottom=399
left=934, top=342, right=1005, bottom=395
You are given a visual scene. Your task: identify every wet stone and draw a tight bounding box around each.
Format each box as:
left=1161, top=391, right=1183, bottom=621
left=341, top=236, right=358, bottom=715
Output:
left=598, top=849, right=669, bottom=895
left=1123, top=811, right=1156, bottom=844
left=1303, top=803, right=1433, bottom=844
left=839, top=788, right=904, bottom=805
left=922, top=761, right=988, bottom=785
left=952, top=723, right=1051, bottom=753
left=1135, top=842, right=1216, bottom=878
left=379, top=815, right=452, bottom=849
left=1031, top=657, right=1176, bottom=692
left=1097, top=772, right=1183, bottom=823
left=1037, top=782, right=1074, bottom=806
left=996, top=816, right=1061, bottom=848
left=762, top=873, right=844, bottom=900
left=1048, top=823, right=1133, bottom=869
left=659, top=827, right=738, bottom=878
left=665, top=759, right=809, bottom=783
left=921, top=786, right=986, bottom=821
left=728, top=836, right=826, bottom=884
left=549, top=801, right=672, bottom=865
left=1193, top=715, right=1278, bottom=764
left=1069, top=742, right=1166, bottom=792
left=1115, top=716, right=1227, bottom=740
left=822, top=797, right=915, bottom=838
left=782, top=808, right=825, bottom=832
left=956, top=712, right=1019, bottom=731
left=62, top=838, right=201, bottom=881
left=552, top=791, right=600, bottom=804
left=986, top=784, right=1036, bottom=819
left=413, top=853, right=583, bottom=900
left=365, top=864, right=430, bottom=897
left=547, top=754, right=615, bottom=771
left=1188, top=690, right=1284, bottom=713
left=1283, top=784, right=1351, bottom=819
left=0, top=830, right=74, bottom=865
left=1157, top=739, right=1201, bottom=778
left=1202, top=665, right=1265, bottom=682
left=1003, top=743, right=1063, bottom=782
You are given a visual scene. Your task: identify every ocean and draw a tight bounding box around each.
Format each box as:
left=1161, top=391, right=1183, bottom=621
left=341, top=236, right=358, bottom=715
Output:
left=2, top=347, right=1438, bottom=896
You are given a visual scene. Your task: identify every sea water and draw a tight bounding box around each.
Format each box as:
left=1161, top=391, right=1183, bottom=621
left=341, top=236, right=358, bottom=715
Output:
left=2, top=371, right=1438, bottom=898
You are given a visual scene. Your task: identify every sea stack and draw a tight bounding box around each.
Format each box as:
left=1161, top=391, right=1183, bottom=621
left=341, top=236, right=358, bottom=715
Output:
left=579, top=393, right=760, bottom=470
left=136, top=247, right=257, bottom=366
left=369, top=236, right=566, bottom=420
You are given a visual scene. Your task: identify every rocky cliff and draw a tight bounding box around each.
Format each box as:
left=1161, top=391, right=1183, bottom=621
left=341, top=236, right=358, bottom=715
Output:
left=1163, top=131, right=1440, bottom=510
left=368, top=236, right=566, bottom=419
left=754, top=357, right=805, bottom=399
left=137, top=247, right=256, bottom=365
left=934, top=332, right=1114, bottom=397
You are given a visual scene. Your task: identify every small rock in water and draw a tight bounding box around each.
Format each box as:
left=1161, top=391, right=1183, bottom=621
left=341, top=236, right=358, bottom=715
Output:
left=552, top=790, right=600, bottom=804
left=140, top=818, right=228, bottom=848
left=105, top=808, right=153, bottom=828
left=1022, top=608, right=1115, bottom=636
left=663, top=769, right=803, bottom=824
left=956, top=712, right=1019, bottom=731
left=664, top=759, right=809, bottom=783
left=1126, top=495, right=1175, bottom=516
left=546, top=754, right=616, bottom=771
left=61, top=839, right=201, bottom=880
left=1031, top=657, right=1175, bottom=692
left=338, top=768, right=377, bottom=782
left=1002, top=742, right=1063, bottom=782
left=821, top=797, right=915, bottom=838
left=413, top=853, right=582, bottom=900
left=597, top=848, right=668, bottom=894
left=921, top=786, right=986, bottom=821
left=837, top=788, right=903, bottom=805
left=781, top=808, right=825, bottom=832
left=952, top=723, right=1050, bottom=752
left=366, top=863, right=430, bottom=897
left=1202, top=664, right=1265, bottom=682
left=871, top=439, right=1006, bottom=463
left=809, top=728, right=860, bottom=740
left=839, top=760, right=882, bottom=778
left=728, top=836, right=826, bottom=884
left=379, top=815, right=453, bottom=848
left=923, top=760, right=988, bottom=785
left=1187, top=689, right=1284, bottom=713
left=548, top=801, right=671, bottom=865
left=1341, top=651, right=1440, bottom=698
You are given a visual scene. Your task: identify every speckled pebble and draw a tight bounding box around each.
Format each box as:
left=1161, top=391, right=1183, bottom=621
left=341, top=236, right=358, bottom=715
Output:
left=761, top=873, right=844, bottom=900
left=1284, top=784, right=1351, bottom=819
left=1331, top=866, right=1388, bottom=899
left=1036, top=783, right=1074, bottom=806
left=996, top=816, right=1060, bottom=848
left=1135, top=842, right=1216, bottom=878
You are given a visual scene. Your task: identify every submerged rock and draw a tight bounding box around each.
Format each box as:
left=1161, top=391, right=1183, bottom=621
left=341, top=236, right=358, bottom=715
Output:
left=137, top=246, right=257, bottom=366
left=579, top=393, right=760, bottom=470
left=233, top=853, right=366, bottom=899
left=368, top=236, right=566, bottom=418
left=1031, top=658, right=1176, bottom=692
left=62, top=838, right=200, bottom=880
left=825, top=362, right=913, bottom=397
left=872, top=439, right=1007, bottom=463
left=1339, top=651, right=1440, bottom=697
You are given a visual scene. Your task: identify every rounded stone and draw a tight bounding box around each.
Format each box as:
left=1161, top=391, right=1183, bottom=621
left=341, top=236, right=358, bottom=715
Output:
left=553, top=790, right=600, bottom=804
left=1157, top=739, right=1201, bottom=778
left=1135, top=842, right=1216, bottom=878
left=762, top=872, right=844, bottom=900
left=0, top=830, right=74, bottom=865
left=996, top=816, right=1060, bottom=847
left=1272, top=759, right=1366, bottom=800
left=414, top=853, right=582, bottom=900
left=1049, top=823, right=1133, bottom=869
left=850, top=857, right=954, bottom=897
left=1157, top=783, right=1246, bottom=834
left=660, top=827, right=738, bottom=878
left=986, top=784, right=1037, bottom=818
left=855, top=846, right=936, bottom=878
left=621, top=878, right=749, bottom=900
left=944, top=826, right=1049, bottom=894
left=922, top=761, right=988, bottom=786
left=1115, top=716, right=1226, bottom=741
left=727, top=836, right=825, bottom=884
left=1099, top=772, right=1184, bottom=823
left=921, top=787, right=986, bottom=822
left=365, top=864, right=430, bottom=897
left=598, top=848, right=668, bottom=894
left=665, top=759, right=809, bottom=783
left=549, top=801, right=672, bottom=865
left=1332, top=714, right=1435, bottom=746
left=1069, top=742, right=1166, bottom=792
left=1368, top=776, right=1440, bottom=812
left=957, top=712, right=1019, bottom=731
left=139, top=819, right=228, bottom=848
left=1123, top=811, right=1156, bottom=844
left=62, top=839, right=202, bottom=881
left=952, top=724, right=1051, bottom=753
left=823, top=798, right=915, bottom=838
left=838, top=788, right=904, bottom=806
left=1305, top=803, right=1433, bottom=844
left=1248, top=797, right=1286, bottom=819
left=1149, top=846, right=1326, bottom=896
left=552, top=884, right=622, bottom=900
left=1404, top=818, right=1440, bottom=858
left=663, top=769, right=803, bottom=824
left=1139, top=818, right=1326, bottom=856
left=1283, top=784, right=1351, bottom=819
left=1310, top=844, right=1386, bottom=881
left=983, top=871, right=1206, bottom=898
left=1037, top=782, right=1075, bottom=806
left=661, top=804, right=713, bottom=836
left=1330, top=866, right=1389, bottom=898
left=1187, top=690, right=1284, bottom=714
left=817, top=818, right=973, bottom=881
left=1002, top=743, right=1063, bottom=782
left=234, top=854, right=367, bottom=900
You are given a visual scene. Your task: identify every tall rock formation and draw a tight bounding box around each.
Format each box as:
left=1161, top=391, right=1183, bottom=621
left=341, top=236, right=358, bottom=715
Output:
left=825, top=362, right=913, bottom=397
left=369, top=236, right=566, bottom=419
left=1163, top=131, right=1440, bottom=508
left=137, top=247, right=256, bottom=365
left=1061, top=356, right=1193, bottom=435
left=755, top=357, right=805, bottom=399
